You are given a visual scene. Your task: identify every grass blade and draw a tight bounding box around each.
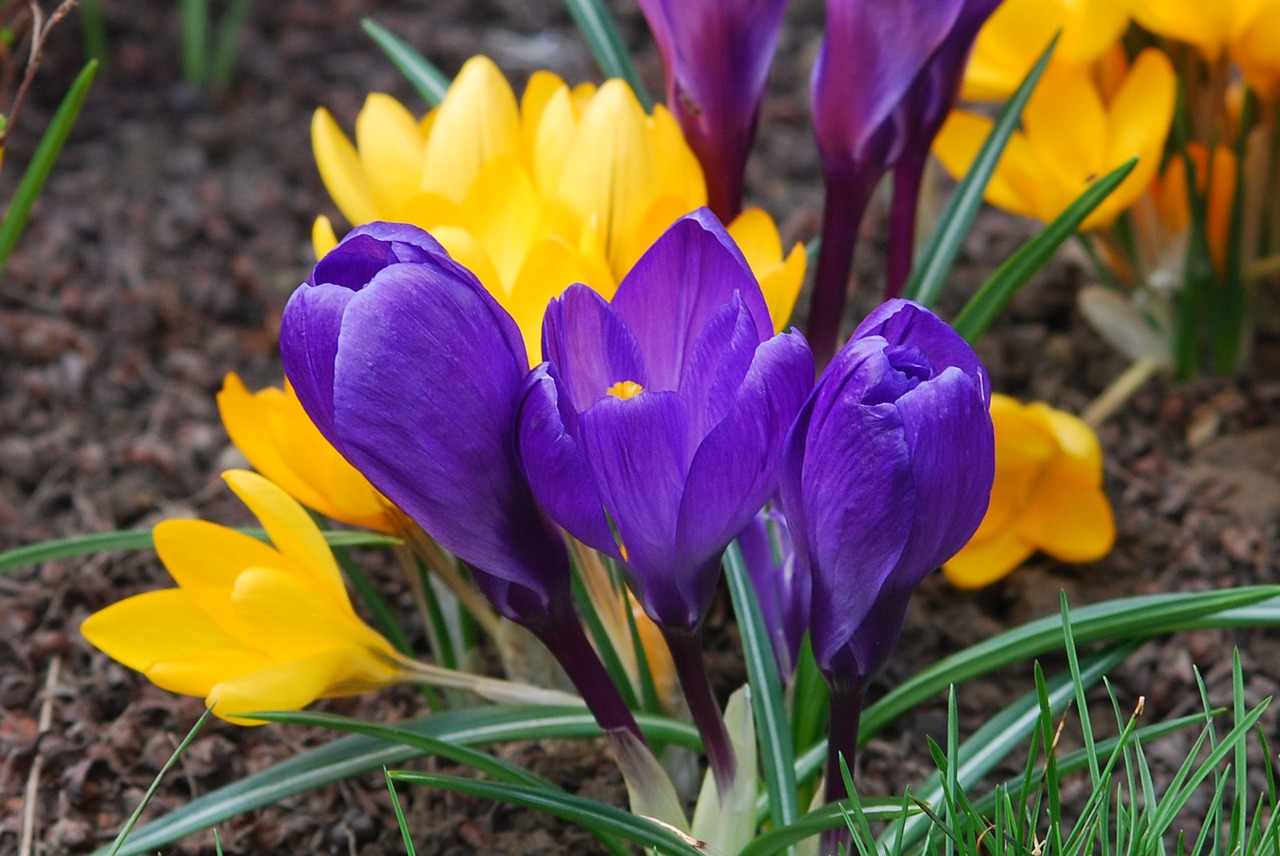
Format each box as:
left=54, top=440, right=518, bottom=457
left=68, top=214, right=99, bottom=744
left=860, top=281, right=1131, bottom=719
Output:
left=905, top=35, right=1057, bottom=307
left=384, top=770, right=416, bottom=856
left=0, top=527, right=401, bottom=574
left=361, top=18, right=450, bottom=107
left=0, top=59, right=98, bottom=274
left=209, top=0, right=254, bottom=89
left=97, top=706, right=699, bottom=855
left=105, top=707, right=213, bottom=856
left=179, top=0, right=208, bottom=85
left=724, top=540, right=800, bottom=834
left=562, top=0, right=651, bottom=110
left=861, top=587, right=1280, bottom=739
left=952, top=157, right=1137, bottom=342
left=388, top=770, right=700, bottom=855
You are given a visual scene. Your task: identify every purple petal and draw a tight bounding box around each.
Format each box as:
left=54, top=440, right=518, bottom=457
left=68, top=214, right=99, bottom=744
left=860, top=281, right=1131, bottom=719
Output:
left=542, top=284, right=648, bottom=414
left=854, top=299, right=990, bottom=402
left=740, top=509, right=807, bottom=678
left=576, top=389, right=696, bottom=626
left=800, top=397, right=915, bottom=676
left=280, top=282, right=354, bottom=446
left=891, top=366, right=994, bottom=580
left=678, top=294, right=759, bottom=439
left=611, top=211, right=772, bottom=390
left=517, top=364, right=621, bottom=560
left=309, top=222, right=450, bottom=288
left=810, top=0, right=964, bottom=160
left=330, top=264, right=565, bottom=595
left=676, top=331, right=814, bottom=578
left=638, top=0, right=787, bottom=219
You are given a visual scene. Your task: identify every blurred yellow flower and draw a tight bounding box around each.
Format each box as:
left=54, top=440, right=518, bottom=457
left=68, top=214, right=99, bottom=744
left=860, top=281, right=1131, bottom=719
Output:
left=1128, top=0, right=1280, bottom=98
left=217, top=373, right=397, bottom=534
left=963, top=0, right=1130, bottom=101
left=935, top=48, right=1175, bottom=231
left=943, top=396, right=1114, bottom=589
left=311, top=55, right=805, bottom=364
left=81, top=470, right=404, bottom=723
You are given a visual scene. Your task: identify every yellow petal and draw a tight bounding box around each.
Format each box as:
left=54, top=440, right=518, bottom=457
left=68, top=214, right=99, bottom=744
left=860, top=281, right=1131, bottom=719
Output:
left=1233, top=0, right=1280, bottom=99
left=1019, top=462, right=1115, bottom=562
left=81, top=589, right=264, bottom=683
left=208, top=648, right=401, bottom=724
left=355, top=93, right=427, bottom=215
left=229, top=567, right=383, bottom=660
left=1022, top=66, right=1108, bottom=191
left=522, top=70, right=576, bottom=195
left=218, top=374, right=393, bottom=532
left=962, top=0, right=1062, bottom=101
left=649, top=104, right=707, bottom=211
left=507, top=236, right=592, bottom=366
left=460, top=154, right=542, bottom=289
left=727, top=209, right=807, bottom=332
left=421, top=55, right=522, bottom=204
left=312, top=216, right=338, bottom=259
left=153, top=518, right=290, bottom=634
left=430, top=225, right=504, bottom=297
left=1091, top=49, right=1175, bottom=229
left=558, top=79, right=658, bottom=277
left=1029, top=402, right=1103, bottom=476
left=222, top=470, right=348, bottom=607
left=391, top=191, right=462, bottom=232
left=943, top=524, right=1036, bottom=589
left=1128, top=0, right=1234, bottom=59
left=933, top=112, right=1041, bottom=219
left=312, top=107, right=378, bottom=225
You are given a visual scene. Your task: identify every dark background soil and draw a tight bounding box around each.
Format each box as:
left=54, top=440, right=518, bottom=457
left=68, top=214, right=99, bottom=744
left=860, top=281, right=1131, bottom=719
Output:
left=1, top=1, right=1278, bottom=854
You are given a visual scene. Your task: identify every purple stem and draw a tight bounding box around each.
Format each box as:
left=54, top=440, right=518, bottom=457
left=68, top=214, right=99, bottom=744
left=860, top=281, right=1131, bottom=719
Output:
left=821, top=677, right=866, bottom=856
left=536, top=613, right=646, bottom=744
left=663, top=625, right=736, bottom=797
left=887, top=154, right=927, bottom=300
left=809, top=167, right=879, bottom=371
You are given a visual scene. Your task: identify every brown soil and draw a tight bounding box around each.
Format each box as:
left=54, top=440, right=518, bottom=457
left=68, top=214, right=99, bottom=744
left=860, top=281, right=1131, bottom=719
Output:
left=1, top=2, right=1278, bottom=854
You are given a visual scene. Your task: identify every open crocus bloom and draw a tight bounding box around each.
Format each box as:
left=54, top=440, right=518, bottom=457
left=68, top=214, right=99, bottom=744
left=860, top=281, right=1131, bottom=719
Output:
left=517, top=210, right=813, bottom=633
left=311, top=55, right=805, bottom=363
left=934, top=48, right=1176, bottom=231
left=217, top=373, right=397, bottom=534
left=81, top=470, right=403, bottom=723
left=943, top=395, right=1114, bottom=589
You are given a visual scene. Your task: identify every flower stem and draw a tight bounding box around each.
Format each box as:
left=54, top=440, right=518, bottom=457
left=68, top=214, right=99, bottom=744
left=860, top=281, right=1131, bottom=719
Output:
left=536, top=610, right=646, bottom=743
left=662, top=625, right=736, bottom=797
left=810, top=169, right=879, bottom=370
left=820, top=676, right=866, bottom=856
left=887, top=155, right=926, bottom=300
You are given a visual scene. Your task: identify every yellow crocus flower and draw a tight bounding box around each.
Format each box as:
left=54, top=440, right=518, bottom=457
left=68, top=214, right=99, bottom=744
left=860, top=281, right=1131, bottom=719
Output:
left=81, top=470, right=405, bottom=723
left=1229, top=0, right=1280, bottom=99
left=1150, top=143, right=1237, bottom=276
left=217, top=373, right=397, bottom=534
left=1128, top=0, right=1280, bottom=98
left=935, top=48, right=1176, bottom=231
left=963, top=0, right=1130, bottom=101
left=311, top=55, right=805, bottom=364
left=943, top=396, right=1114, bottom=589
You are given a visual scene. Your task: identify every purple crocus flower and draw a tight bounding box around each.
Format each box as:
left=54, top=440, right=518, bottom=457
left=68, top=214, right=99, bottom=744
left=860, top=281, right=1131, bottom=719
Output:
left=808, top=0, right=1000, bottom=366
left=638, top=0, right=788, bottom=222
left=778, top=299, right=993, bottom=816
left=279, top=222, right=640, bottom=739
left=518, top=209, right=814, bottom=790
left=739, top=507, right=808, bottom=681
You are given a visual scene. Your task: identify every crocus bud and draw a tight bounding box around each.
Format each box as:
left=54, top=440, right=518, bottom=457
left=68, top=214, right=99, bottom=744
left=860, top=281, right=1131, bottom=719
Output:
left=779, top=299, right=994, bottom=815
left=279, top=221, right=641, bottom=739
left=637, top=0, right=788, bottom=221
left=808, top=0, right=999, bottom=364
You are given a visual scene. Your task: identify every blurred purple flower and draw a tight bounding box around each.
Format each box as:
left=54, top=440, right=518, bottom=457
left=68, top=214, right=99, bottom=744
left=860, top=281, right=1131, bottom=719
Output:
left=279, top=221, right=640, bottom=738
left=808, top=0, right=1000, bottom=366
left=518, top=209, right=813, bottom=789
left=638, top=0, right=788, bottom=221
left=779, top=298, right=993, bottom=809
left=739, top=507, right=807, bottom=681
